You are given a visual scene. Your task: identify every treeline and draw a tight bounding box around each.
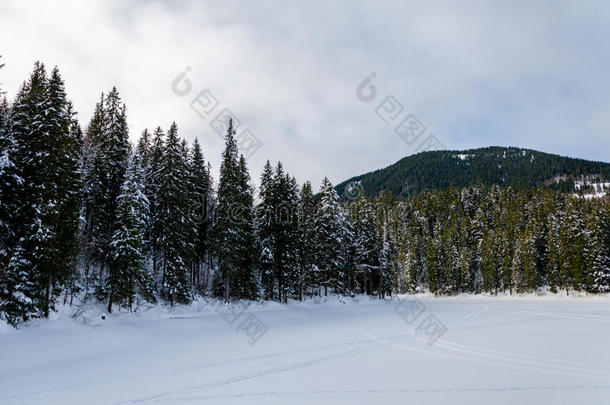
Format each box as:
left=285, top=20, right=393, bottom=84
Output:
left=1, top=63, right=610, bottom=325
left=378, top=186, right=610, bottom=295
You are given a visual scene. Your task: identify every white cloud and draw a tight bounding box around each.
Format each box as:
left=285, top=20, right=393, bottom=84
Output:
left=1, top=0, right=609, bottom=189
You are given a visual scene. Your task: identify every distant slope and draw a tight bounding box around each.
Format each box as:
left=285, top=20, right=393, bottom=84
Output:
left=335, top=146, right=610, bottom=199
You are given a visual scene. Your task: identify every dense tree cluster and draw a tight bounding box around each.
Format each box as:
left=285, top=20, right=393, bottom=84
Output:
left=1, top=63, right=609, bottom=325
left=0, top=62, right=81, bottom=322
left=381, top=185, right=610, bottom=295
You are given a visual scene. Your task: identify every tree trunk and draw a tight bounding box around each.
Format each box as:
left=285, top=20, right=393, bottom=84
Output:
left=153, top=250, right=157, bottom=278
left=107, top=289, right=113, bottom=313
left=44, top=276, right=51, bottom=318
left=224, top=275, right=230, bottom=302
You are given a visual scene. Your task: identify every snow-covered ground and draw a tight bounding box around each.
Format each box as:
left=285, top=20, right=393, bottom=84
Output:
left=1, top=294, right=610, bottom=405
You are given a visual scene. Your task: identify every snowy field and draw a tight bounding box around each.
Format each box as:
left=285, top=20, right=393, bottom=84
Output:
left=1, top=295, right=610, bottom=405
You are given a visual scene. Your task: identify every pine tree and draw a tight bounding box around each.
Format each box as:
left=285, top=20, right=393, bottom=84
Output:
left=296, top=181, right=317, bottom=299
left=108, top=151, right=152, bottom=312
left=259, top=162, right=301, bottom=302
left=314, top=177, right=350, bottom=295
left=187, top=138, right=211, bottom=289
left=559, top=198, right=585, bottom=293
left=2, top=63, right=81, bottom=321
left=426, top=222, right=443, bottom=294
left=511, top=235, right=525, bottom=293
left=444, top=219, right=463, bottom=294
left=255, top=160, right=276, bottom=299
left=378, top=219, right=395, bottom=298
left=351, top=198, right=379, bottom=295
left=157, top=123, right=191, bottom=304
left=203, top=161, right=216, bottom=288
left=146, top=127, right=165, bottom=278
left=586, top=203, right=610, bottom=292
left=214, top=118, right=245, bottom=301
left=0, top=92, right=16, bottom=286
left=273, top=167, right=300, bottom=302
left=232, top=155, right=257, bottom=300
left=98, top=87, right=130, bottom=265
left=56, top=100, right=82, bottom=306
left=80, top=95, right=106, bottom=280
left=521, top=219, right=539, bottom=292
left=137, top=128, right=152, bottom=168
left=82, top=87, right=130, bottom=299
left=545, top=211, right=561, bottom=292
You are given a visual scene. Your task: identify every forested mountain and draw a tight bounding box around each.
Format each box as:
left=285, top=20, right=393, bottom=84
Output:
left=335, top=147, right=610, bottom=199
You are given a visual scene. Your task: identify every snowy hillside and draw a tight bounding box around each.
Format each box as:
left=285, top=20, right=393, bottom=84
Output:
left=573, top=176, right=610, bottom=199
left=1, top=295, right=610, bottom=405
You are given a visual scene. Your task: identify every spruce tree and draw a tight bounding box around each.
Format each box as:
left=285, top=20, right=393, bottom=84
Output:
left=256, top=160, right=275, bottom=299
left=586, top=204, right=610, bottom=292
left=214, top=118, right=243, bottom=301
left=80, top=95, right=106, bottom=279
left=0, top=93, right=16, bottom=286
left=157, top=122, right=191, bottom=304
left=296, top=181, right=317, bottom=299
left=147, top=127, right=165, bottom=278
left=187, top=138, right=211, bottom=288
left=559, top=198, right=585, bottom=293
left=3, top=63, right=81, bottom=321
left=232, top=155, right=257, bottom=299
left=314, top=177, right=350, bottom=295
left=108, top=151, right=152, bottom=312
left=82, top=87, right=130, bottom=298
left=352, top=198, right=379, bottom=295
left=378, top=219, right=395, bottom=298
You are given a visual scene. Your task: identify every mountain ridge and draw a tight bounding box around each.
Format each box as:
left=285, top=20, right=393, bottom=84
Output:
left=335, top=146, right=610, bottom=199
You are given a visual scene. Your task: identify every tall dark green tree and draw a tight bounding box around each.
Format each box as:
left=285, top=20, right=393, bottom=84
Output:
left=255, top=160, right=275, bottom=299
left=213, top=118, right=245, bottom=301
left=82, top=87, right=130, bottom=298
left=157, top=123, right=191, bottom=304
left=2, top=63, right=81, bottom=322
left=187, top=138, right=211, bottom=288
left=146, top=127, right=165, bottom=277
left=231, top=155, right=257, bottom=299
left=314, top=177, right=350, bottom=295
left=108, top=151, right=152, bottom=312
left=351, top=198, right=379, bottom=295
left=296, top=181, right=317, bottom=299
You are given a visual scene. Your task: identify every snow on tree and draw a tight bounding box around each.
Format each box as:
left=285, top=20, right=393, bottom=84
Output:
left=231, top=155, right=257, bottom=300
left=81, top=87, right=130, bottom=300
left=108, top=151, right=152, bottom=312
left=1, top=63, right=81, bottom=322
left=351, top=198, right=379, bottom=294
left=296, top=181, right=317, bottom=299
left=378, top=219, right=396, bottom=298
left=255, top=160, right=275, bottom=299
left=187, top=138, right=212, bottom=288
left=314, top=177, right=351, bottom=295
left=146, top=127, right=165, bottom=277
left=156, top=122, right=191, bottom=304
left=213, top=118, right=256, bottom=301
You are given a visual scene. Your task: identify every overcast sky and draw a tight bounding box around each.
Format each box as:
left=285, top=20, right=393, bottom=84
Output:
left=1, top=0, right=609, bottom=187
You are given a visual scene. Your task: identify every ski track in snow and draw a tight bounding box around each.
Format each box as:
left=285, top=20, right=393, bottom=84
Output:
left=145, top=385, right=610, bottom=402
left=1, top=296, right=610, bottom=405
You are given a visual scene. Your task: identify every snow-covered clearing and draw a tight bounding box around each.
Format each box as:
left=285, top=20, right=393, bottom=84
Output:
left=1, top=295, right=610, bottom=405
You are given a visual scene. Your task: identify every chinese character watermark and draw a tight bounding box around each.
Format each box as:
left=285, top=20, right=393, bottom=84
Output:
left=356, top=72, right=445, bottom=154
left=204, top=300, right=268, bottom=345
left=171, top=67, right=262, bottom=159
left=395, top=296, right=447, bottom=345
